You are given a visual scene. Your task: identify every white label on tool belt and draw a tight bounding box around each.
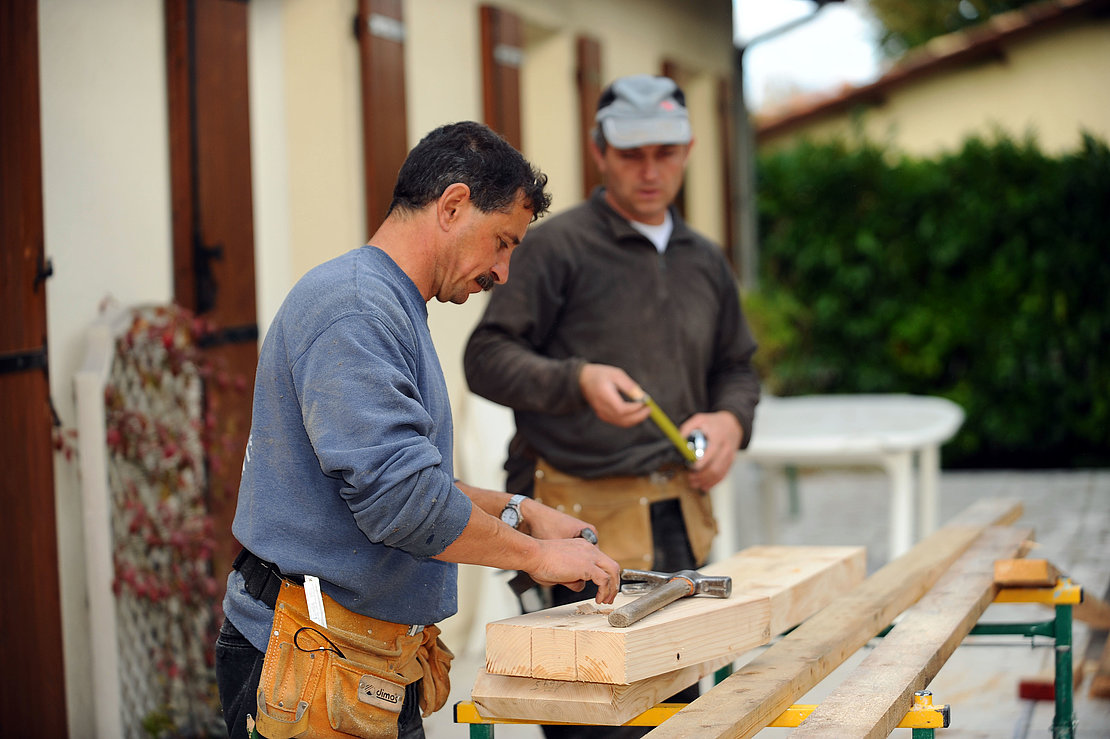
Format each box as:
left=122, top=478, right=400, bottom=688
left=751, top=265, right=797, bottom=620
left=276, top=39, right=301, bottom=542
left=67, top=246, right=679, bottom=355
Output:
left=303, top=575, right=328, bottom=628
left=357, top=675, right=404, bottom=713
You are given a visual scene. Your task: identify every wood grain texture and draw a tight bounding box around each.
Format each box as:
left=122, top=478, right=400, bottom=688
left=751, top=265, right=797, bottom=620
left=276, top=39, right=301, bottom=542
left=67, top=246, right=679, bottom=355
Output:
left=471, top=656, right=732, bottom=725
left=791, top=525, right=1033, bottom=738
left=643, top=497, right=1023, bottom=739
left=485, top=546, right=866, bottom=685
left=994, top=558, right=1060, bottom=587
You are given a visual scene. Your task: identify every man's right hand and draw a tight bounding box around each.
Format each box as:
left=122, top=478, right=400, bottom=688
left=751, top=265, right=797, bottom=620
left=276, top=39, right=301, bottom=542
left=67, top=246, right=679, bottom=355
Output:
left=579, top=363, right=652, bottom=428
left=524, top=537, right=620, bottom=604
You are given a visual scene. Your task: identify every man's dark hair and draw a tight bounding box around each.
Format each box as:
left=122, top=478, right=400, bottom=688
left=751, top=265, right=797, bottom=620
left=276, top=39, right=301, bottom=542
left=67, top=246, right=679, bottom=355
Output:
left=389, top=121, right=551, bottom=221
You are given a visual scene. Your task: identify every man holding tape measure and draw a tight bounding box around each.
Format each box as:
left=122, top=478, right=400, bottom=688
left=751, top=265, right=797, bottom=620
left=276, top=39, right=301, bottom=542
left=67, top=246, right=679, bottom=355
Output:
left=215, top=122, right=620, bottom=739
left=464, top=75, right=760, bottom=644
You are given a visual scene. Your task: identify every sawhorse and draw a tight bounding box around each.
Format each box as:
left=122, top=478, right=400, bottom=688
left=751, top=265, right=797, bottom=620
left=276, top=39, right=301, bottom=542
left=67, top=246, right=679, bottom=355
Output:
left=969, top=576, right=1082, bottom=738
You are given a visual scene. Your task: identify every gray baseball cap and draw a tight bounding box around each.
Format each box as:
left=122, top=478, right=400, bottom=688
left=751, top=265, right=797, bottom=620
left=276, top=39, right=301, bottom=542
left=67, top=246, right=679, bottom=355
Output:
left=595, top=75, right=692, bottom=149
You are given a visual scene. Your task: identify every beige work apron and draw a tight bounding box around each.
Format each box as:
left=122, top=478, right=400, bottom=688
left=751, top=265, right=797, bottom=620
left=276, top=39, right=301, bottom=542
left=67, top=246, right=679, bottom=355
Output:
left=532, top=459, right=717, bottom=570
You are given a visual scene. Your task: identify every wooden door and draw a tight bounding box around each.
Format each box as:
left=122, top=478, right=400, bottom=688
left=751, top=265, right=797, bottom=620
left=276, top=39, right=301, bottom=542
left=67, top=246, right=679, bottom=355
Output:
left=165, top=0, right=258, bottom=578
left=0, top=2, right=68, bottom=736
left=576, top=35, right=603, bottom=198
left=480, top=4, right=523, bottom=149
left=357, top=0, right=409, bottom=230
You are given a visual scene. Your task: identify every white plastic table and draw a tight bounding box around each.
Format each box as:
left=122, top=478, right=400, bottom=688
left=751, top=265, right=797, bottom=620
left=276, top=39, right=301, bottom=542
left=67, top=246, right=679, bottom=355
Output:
left=737, top=394, right=965, bottom=558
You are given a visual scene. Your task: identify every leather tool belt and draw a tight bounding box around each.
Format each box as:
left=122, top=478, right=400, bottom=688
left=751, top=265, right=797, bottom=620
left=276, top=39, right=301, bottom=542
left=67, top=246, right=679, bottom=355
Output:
left=235, top=550, right=453, bottom=739
left=531, top=459, right=717, bottom=569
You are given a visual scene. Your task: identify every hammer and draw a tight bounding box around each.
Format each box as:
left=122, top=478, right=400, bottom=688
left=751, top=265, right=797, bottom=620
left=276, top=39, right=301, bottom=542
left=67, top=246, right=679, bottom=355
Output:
left=608, top=568, right=732, bottom=628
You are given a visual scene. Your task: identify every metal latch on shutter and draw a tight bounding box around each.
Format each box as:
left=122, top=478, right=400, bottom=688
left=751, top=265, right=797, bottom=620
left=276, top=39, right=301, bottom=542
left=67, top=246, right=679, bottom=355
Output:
left=0, top=347, right=48, bottom=375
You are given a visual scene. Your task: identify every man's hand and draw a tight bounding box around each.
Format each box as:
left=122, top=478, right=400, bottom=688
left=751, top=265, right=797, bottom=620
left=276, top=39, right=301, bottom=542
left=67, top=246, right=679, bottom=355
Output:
left=522, top=537, right=621, bottom=604
left=519, top=497, right=598, bottom=542
left=680, top=410, right=743, bottom=491
left=579, top=363, right=651, bottom=427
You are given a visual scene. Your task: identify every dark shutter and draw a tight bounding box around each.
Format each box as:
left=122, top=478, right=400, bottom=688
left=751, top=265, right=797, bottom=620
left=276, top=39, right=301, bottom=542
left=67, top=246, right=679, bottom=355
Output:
left=166, top=0, right=258, bottom=576
left=576, top=35, right=602, bottom=198
left=357, top=0, right=408, bottom=229
left=480, top=5, right=523, bottom=149
left=0, top=1, right=68, bottom=734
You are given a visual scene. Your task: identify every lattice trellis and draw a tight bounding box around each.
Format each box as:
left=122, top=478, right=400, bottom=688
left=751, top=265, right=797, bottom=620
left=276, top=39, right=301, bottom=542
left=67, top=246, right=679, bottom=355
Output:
left=104, top=305, right=224, bottom=738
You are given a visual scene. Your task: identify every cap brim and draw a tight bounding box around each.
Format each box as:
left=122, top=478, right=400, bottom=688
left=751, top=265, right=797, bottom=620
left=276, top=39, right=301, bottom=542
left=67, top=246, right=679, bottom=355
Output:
left=601, top=117, right=692, bottom=149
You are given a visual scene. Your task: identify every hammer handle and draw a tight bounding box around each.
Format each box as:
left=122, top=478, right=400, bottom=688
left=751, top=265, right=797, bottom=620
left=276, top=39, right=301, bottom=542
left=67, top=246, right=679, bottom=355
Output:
left=608, top=577, right=693, bottom=628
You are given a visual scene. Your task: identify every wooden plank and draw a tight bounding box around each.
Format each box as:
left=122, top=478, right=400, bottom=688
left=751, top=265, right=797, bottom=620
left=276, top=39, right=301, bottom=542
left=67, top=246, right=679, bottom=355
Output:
left=471, top=656, right=732, bottom=726
left=472, top=546, right=864, bottom=724
left=1087, top=578, right=1110, bottom=698
left=994, top=558, right=1060, bottom=587
left=644, top=497, right=1023, bottom=739
left=1074, top=591, right=1110, bottom=631
left=1089, top=630, right=1110, bottom=698
left=484, top=546, right=866, bottom=685
left=792, top=525, right=1032, bottom=738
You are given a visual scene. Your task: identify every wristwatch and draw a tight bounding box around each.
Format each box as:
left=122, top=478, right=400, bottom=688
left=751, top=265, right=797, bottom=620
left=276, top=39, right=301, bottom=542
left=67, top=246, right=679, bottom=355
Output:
left=500, top=494, right=526, bottom=529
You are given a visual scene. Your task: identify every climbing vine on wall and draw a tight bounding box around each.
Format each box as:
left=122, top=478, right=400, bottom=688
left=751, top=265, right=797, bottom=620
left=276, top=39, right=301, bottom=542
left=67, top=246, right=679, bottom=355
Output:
left=105, top=304, right=227, bottom=738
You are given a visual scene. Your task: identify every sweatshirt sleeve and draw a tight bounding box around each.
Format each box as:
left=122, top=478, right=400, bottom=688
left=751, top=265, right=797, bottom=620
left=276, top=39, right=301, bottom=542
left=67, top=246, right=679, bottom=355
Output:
left=294, top=314, right=472, bottom=558
left=464, top=233, right=590, bottom=415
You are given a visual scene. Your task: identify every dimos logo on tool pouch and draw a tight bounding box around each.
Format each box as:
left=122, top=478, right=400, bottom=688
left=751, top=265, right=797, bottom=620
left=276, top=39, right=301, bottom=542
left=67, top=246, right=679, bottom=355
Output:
left=357, top=674, right=404, bottom=713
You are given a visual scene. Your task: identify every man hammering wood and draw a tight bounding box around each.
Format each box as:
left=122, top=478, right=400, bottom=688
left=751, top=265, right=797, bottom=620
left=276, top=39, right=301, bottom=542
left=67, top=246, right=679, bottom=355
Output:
left=214, top=122, right=621, bottom=739
left=465, top=74, right=761, bottom=737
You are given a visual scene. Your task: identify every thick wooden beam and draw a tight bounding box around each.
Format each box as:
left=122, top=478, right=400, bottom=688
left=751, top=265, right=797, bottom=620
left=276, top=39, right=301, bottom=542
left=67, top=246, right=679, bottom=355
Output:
left=471, top=655, right=732, bottom=726
left=644, top=497, right=1023, bottom=739
left=1090, top=634, right=1110, bottom=698
left=994, top=558, right=1060, bottom=587
left=791, top=525, right=1033, bottom=737
left=485, top=546, right=865, bottom=685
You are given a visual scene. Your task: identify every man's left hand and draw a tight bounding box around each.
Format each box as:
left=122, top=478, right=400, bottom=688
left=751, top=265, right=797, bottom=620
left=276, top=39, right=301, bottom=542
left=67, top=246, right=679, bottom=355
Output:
left=520, top=497, right=598, bottom=542
left=679, top=411, right=743, bottom=491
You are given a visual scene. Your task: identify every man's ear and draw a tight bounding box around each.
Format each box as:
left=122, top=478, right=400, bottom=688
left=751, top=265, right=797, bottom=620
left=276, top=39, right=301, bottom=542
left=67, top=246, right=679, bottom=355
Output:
left=588, top=137, right=606, bottom=173
left=437, top=182, right=472, bottom=230
left=683, top=137, right=696, bottom=160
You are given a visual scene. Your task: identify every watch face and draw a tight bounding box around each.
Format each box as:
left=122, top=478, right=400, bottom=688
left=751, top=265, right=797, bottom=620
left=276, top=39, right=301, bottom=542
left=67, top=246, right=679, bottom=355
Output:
left=500, top=507, right=520, bottom=527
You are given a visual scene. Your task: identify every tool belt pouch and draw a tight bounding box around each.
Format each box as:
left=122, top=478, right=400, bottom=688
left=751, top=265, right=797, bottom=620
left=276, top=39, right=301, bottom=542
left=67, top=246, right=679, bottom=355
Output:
left=255, top=580, right=443, bottom=739
left=677, top=482, right=717, bottom=567
left=533, top=460, right=717, bottom=569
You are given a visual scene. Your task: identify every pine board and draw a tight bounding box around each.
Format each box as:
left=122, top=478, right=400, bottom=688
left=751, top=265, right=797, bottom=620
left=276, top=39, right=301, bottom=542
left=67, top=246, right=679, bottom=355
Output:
left=994, top=558, right=1060, bottom=587
left=484, top=545, right=866, bottom=686
left=470, top=655, right=732, bottom=726
left=643, top=497, right=1024, bottom=739
left=791, top=525, right=1033, bottom=738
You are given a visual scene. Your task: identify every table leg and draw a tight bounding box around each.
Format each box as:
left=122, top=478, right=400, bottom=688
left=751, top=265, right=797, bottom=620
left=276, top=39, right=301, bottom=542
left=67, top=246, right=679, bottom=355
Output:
left=882, top=451, right=914, bottom=558
left=918, top=444, right=940, bottom=538
left=758, top=464, right=781, bottom=545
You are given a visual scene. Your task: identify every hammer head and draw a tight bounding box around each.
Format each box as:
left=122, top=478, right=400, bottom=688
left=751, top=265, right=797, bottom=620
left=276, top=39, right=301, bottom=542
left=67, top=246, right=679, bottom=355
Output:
left=620, top=568, right=732, bottom=598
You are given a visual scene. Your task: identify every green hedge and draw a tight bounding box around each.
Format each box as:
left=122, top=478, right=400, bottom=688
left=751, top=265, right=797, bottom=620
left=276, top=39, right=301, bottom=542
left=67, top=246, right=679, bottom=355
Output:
left=746, top=132, right=1110, bottom=468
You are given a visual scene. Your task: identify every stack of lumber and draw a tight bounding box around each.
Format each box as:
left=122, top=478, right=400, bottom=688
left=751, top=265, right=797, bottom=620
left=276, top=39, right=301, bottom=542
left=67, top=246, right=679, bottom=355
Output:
left=471, top=497, right=1038, bottom=736
left=472, top=545, right=867, bottom=725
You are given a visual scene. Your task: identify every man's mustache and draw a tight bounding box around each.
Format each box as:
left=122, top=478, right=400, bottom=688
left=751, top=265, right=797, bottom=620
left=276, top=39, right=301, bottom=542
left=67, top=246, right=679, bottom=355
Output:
left=475, top=273, right=496, bottom=291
